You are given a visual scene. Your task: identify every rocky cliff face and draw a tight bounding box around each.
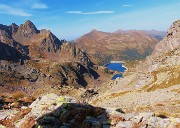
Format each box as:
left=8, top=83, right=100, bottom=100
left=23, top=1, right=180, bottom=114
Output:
left=13, top=20, right=62, bottom=54
left=90, top=20, right=180, bottom=118
left=76, top=29, right=163, bottom=65
left=0, top=24, right=29, bottom=59
left=13, top=20, right=38, bottom=43
left=0, top=42, right=26, bottom=62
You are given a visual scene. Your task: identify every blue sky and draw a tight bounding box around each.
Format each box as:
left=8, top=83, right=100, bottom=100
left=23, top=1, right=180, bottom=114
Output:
left=0, top=0, right=180, bottom=40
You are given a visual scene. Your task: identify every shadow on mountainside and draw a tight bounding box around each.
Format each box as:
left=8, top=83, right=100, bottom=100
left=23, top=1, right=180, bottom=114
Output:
left=0, top=98, right=4, bottom=110
left=34, top=103, right=110, bottom=128
left=0, top=42, right=29, bottom=62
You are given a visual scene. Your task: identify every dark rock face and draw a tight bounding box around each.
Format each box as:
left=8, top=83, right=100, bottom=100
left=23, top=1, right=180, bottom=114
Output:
left=0, top=42, right=26, bottom=62
left=0, top=24, right=15, bottom=45
left=59, top=43, right=92, bottom=66
left=10, top=23, right=19, bottom=34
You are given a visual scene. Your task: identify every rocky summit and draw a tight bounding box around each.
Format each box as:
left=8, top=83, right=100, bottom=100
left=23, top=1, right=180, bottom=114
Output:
left=0, top=20, right=113, bottom=101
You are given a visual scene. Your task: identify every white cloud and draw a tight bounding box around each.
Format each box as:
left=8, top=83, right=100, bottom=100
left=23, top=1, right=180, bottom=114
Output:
left=0, top=4, right=32, bottom=16
left=31, top=3, right=48, bottom=9
left=122, top=4, right=133, bottom=7
left=66, top=11, right=115, bottom=15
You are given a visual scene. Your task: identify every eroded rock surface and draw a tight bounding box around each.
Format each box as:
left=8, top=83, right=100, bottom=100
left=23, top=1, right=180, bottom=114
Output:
left=0, top=93, right=179, bottom=128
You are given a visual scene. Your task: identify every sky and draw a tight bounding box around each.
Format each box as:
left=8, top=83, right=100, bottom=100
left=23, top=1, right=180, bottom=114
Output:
left=0, top=0, right=180, bottom=40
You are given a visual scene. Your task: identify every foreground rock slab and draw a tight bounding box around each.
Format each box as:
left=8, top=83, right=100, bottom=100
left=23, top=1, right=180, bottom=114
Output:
left=0, top=93, right=179, bottom=128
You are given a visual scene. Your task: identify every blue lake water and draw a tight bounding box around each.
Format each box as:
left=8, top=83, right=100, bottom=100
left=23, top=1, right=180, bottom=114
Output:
left=106, top=63, right=126, bottom=80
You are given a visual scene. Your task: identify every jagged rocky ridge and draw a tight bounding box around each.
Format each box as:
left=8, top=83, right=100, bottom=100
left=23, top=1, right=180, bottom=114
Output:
left=0, top=20, right=111, bottom=97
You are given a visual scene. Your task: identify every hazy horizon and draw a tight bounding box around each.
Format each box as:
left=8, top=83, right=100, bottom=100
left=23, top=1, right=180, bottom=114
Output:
left=0, top=0, right=180, bottom=40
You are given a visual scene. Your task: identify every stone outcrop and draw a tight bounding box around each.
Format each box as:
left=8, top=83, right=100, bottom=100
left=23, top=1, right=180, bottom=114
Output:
left=0, top=93, right=179, bottom=128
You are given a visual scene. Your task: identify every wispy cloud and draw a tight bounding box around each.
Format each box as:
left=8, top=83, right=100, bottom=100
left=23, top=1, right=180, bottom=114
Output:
left=0, top=4, right=32, bottom=16
left=122, top=4, right=133, bottom=7
left=66, top=11, right=115, bottom=15
left=31, top=3, right=48, bottom=9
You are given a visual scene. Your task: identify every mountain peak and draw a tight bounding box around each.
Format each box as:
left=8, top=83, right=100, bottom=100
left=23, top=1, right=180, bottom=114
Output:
left=11, top=23, right=18, bottom=26
left=22, top=20, right=38, bottom=33
left=24, top=20, right=34, bottom=26
left=154, top=19, right=180, bottom=53
left=167, top=20, right=180, bottom=38
left=91, top=29, right=98, bottom=32
left=10, top=23, right=19, bottom=33
left=89, top=29, right=107, bottom=34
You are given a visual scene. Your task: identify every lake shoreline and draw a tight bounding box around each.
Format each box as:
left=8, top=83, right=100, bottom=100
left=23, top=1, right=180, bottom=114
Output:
left=105, top=61, right=128, bottom=80
left=104, top=61, right=128, bottom=70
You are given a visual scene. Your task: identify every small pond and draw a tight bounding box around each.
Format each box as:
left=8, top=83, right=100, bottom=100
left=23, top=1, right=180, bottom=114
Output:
left=105, top=62, right=127, bottom=80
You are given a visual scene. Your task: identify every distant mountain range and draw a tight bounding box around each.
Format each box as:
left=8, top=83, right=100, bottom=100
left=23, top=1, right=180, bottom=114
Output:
left=75, top=29, right=166, bottom=65
left=114, top=29, right=166, bottom=41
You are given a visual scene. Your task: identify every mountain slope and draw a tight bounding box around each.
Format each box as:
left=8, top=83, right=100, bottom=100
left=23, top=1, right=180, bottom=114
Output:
left=90, top=20, right=180, bottom=117
left=76, top=29, right=163, bottom=65
left=0, top=21, right=112, bottom=98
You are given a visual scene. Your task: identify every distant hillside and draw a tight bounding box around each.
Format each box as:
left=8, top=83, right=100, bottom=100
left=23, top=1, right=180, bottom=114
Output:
left=114, top=29, right=166, bottom=41
left=76, top=29, right=165, bottom=65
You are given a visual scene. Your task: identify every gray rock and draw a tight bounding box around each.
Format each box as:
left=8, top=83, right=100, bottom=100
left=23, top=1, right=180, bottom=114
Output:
left=132, top=112, right=155, bottom=123
left=103, top=125, right=111, bottom=128
left=116, top=121, right=133, bottom=128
